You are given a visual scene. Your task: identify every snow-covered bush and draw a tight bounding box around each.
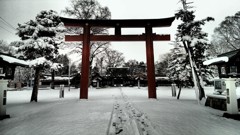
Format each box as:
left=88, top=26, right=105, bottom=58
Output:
left=167, top=43, right=192, bottom=87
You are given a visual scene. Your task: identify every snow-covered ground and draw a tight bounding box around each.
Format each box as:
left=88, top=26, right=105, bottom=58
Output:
left=0, top=86, right=240, bottom=135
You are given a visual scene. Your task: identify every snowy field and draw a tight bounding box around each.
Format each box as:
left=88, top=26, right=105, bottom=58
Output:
left=0, top=86, right=240, bottom=135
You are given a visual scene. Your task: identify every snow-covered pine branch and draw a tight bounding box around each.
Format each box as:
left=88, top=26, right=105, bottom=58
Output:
left=28, top=57, right=52, bottom=68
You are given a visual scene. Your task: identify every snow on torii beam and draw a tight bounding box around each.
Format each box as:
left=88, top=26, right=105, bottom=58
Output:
left=61, top=17, right=175, bottom=99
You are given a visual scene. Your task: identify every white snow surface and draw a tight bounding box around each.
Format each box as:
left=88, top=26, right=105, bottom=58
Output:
left=50, top=63, right=63, bottom=70
left=0, top=55, right=29, bottom=66
left=203, top=57, right=229, bottom=65
left=1, top=86, right=240, bottom=135
left=182, top=35, right=191, bottom=41
left=28, top=57, right=52, bottom=67
left=43, top=76, right=73, bottom=80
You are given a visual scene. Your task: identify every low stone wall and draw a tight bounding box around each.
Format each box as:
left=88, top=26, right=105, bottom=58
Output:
left=205, top=94, right=240, bottom=111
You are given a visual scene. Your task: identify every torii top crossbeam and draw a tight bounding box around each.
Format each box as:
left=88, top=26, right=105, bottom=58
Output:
left=61, top=17, right=175, bottom=42
left=61, top=17, right=175, bottom=28
left=61, top=16, right=175, bottom=100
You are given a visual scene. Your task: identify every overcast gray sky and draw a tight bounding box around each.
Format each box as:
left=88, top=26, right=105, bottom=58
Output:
left=0, top=0, right=239, bottom=62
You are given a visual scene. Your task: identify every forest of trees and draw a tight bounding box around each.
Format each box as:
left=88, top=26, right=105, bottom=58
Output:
left=0, top=0, right=240, bottom=102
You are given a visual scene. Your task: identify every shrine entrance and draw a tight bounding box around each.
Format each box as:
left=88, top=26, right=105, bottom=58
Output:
left=61, top=17, right=175, bottom=99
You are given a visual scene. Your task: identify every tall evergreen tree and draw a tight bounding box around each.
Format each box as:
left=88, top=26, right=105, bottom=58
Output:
left=16, top=10, right=63, bottom=102
left=167, top=42, right=192, bottom=99
left=175, top=0, right=214, bottom=101
left=167, top=42, right=191, bottom=85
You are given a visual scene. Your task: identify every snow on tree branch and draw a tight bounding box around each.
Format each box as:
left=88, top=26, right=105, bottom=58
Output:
left=28, top=57, right=52, bottom=67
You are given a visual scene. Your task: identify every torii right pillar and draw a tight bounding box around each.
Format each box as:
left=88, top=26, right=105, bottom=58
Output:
left=145, top=25, right=156, bottom=99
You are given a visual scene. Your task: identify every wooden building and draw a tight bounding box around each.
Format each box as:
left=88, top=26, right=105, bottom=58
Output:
left=0, top=52, right=28, bottom=79
left=0, top=52, right=28, bottom=87
left=204, top=49, right=240, bottom=111
left=204, top=49, right=240, bottom=78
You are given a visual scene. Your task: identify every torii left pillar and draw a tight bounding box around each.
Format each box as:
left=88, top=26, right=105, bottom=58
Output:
left=80, top=23, right=90, bottom=99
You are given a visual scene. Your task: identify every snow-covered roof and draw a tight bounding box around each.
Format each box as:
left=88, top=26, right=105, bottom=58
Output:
left=204, top=49, right=240, bottom=66
left=0, top=54, right=29, bottom=66
left=203, top=57, right=229, bottom=66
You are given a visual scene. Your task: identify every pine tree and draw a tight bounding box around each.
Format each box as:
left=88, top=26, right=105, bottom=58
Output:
left=16, top=10, right=63, bottom=102
left=175, top=0, right=214, bottom=101
left=167, top=42, right=192, bottom=86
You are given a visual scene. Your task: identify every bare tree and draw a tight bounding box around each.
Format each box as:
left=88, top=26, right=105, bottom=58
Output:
left=94, top=48, right=125, bottom=76
left=62, top=0, right=111, bottom=85
left=62, top=0, right=111, bottom=67
left=0, top=40, right=16, bottom=55
left=209, top=11, right=240, bottom=56
left=95, top=54, right=105, bottom=75
left=104, top=49, right=125, bottom=68
left=156, top=53, right=171, bottom=76
left=14, top=66, right=31, bottom=85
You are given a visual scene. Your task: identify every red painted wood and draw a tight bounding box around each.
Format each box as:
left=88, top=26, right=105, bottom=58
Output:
left=65, top=34, right=170, bottom=42
left=61, top=17, right=175, bottom=28
left=80, top=24, right=90, bottom=99
left=115, top=26, right=121, bottom=35
left=145, top=26, right=157, bottom=99
left=61, top=17, right=175, bottom=100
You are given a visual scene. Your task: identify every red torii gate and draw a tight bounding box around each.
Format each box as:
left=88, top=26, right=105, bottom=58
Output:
left=61, top=17, right=175, bottom=99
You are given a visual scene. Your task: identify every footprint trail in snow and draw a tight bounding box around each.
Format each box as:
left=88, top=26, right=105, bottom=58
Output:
left=107, top=88, right=158, bottom=135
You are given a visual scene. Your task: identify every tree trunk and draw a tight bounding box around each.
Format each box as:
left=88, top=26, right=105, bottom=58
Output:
left=184, top=42, right=205, bottom=102
left=89, top=60, right=93, bottom=87
left=138, top=79, right=140, bottom=89
left=51, top=69, right=55, bottom=89
left=177, top=82, right=182, bottom=100
left=193, top=67, right=205, bottom=100
left=89, top=67, right=92, bottom=87
left=30, top=67, right=41, bottom=102
left=68, top=64, right=71, bottom=91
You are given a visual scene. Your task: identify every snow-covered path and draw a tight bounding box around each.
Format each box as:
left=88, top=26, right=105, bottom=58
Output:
left=0, top=86, right=240, bottom=135
left=107, top=88, right=158, bottom=135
